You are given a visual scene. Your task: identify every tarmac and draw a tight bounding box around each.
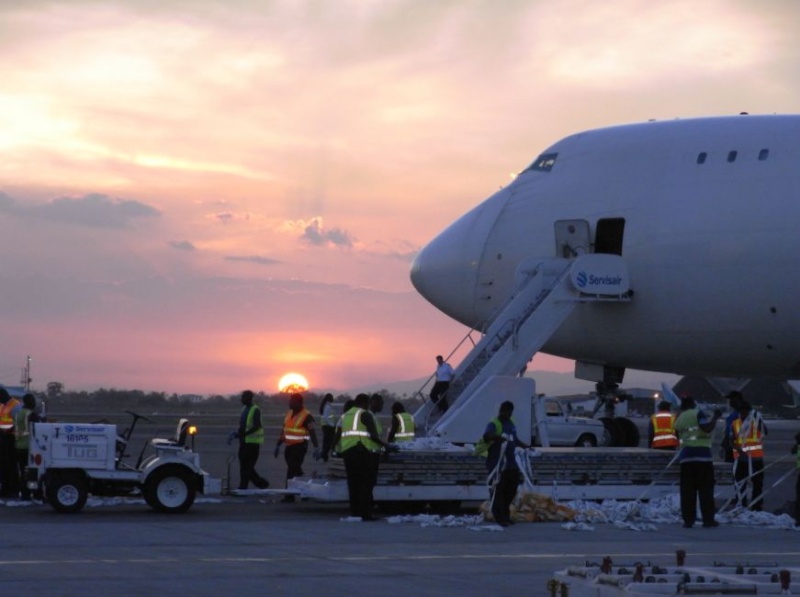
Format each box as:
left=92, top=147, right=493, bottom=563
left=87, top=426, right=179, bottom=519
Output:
left=1, top=496, right=799, bottom=597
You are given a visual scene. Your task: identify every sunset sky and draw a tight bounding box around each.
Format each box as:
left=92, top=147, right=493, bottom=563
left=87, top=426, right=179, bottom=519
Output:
left=2, top=0, right=799, bottom=395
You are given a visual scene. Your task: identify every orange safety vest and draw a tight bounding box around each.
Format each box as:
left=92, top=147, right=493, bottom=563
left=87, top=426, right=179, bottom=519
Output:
left=650, top=412, right=678, bottom=449
left=283, top=408, right=311, bottom=445
left=0, top=398, right=20, bottom=432
left=734, top=416, right=764, bottom=459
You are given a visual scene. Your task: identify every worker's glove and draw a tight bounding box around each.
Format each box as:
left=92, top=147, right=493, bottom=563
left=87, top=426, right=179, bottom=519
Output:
left=527, top=448, right=542, bottom=458
left=273, top=445, right=281, bottom=458
left=313, top=448, right=321, bottom=461
left=226, top=431, right=238, bottom=446
left=501, top=433, right=512, bottom=441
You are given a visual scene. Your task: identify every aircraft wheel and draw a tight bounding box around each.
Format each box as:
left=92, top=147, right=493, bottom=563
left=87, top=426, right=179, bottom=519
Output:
left=615, top=417, right=641, bottom=447
left=144, top=465, right=196, bottom=513
left=47, top=471, right=88, bottom=513
left=575, top=433, right=598, bottom=448
left=600, top=417, right=623, bottom=447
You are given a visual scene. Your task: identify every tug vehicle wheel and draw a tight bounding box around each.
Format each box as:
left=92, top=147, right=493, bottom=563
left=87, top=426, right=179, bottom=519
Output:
left=144, top=465, right=196, bottom=513
left=47, top=472, right=88, bottom=513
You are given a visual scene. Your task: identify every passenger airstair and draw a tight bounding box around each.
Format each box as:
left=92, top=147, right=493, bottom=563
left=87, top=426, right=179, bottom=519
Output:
left=415, top=254, right=632, bottom=437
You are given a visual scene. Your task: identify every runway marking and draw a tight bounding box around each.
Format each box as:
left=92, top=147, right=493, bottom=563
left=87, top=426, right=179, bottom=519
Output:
left=2, top=552, right=800, bottom=566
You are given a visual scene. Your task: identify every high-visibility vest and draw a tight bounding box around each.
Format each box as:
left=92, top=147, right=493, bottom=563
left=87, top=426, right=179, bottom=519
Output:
left=0, top=398, right=20, bottom=432
left=650, top=412, right=678, bottom=449
left=393, top=412, right=415, bottom=442
left=475, top=418, right=517, bottom=458
left=283, top=408, right=311, bottom=445
left=243, top=405, right=265, bottom=444
left=340, top=408, right=370, bottom=452
left=736, top=416, right=764, bottom=459
left=675, top=409, right=712, bottom=448
left=14, top=409, right=32, bottom=450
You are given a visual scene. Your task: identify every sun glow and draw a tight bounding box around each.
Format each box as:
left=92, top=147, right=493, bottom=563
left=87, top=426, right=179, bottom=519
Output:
left=278, top=372, right=309, bottom=393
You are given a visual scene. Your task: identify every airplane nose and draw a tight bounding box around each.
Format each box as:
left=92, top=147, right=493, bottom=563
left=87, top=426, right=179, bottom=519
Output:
left=411, top=229, right=477, bottom=326
left=411, top=192, right=509, bottom=327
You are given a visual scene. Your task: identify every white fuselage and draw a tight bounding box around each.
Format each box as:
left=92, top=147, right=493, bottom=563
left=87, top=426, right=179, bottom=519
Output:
left=410, top=115, right=800, bottom=378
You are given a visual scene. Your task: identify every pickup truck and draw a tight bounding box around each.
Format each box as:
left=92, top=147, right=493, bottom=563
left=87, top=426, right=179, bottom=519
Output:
left=533, top=396, right=610, bottom=447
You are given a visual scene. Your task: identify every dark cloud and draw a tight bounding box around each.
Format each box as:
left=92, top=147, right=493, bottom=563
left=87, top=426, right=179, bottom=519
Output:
left=169, top=240, right=196, bottom=251
left=302, top=219, right=354, bottom=247
left=224, top=255, right=281, bottom=266
left=0, top=192, right=160, bottom=229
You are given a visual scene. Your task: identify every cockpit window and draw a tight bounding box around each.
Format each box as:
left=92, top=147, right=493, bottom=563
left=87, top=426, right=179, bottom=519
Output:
left=523, top=152, right=558, bottom=173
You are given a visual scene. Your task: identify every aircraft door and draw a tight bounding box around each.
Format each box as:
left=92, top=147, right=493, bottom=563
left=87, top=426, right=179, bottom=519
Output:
left=594, top=218, right=625, bottom=255
left=554, top=220, right=591, bottom=257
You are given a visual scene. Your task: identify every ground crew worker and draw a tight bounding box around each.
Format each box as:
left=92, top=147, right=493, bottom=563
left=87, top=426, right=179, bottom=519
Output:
left=674, top=396, right=722, bottom=528
left=0, top=387, right=21, bottom=498
left=334, top=393, right=392, bottom=520
left=274, top=393, right=319, bottom=503
left=387, top=401, right=415, bottom=443
left=430, top=355, right=454, bottom=414
left=14, top=394, right=39, bottom=500
left=732, top=402, right=766, bottom=511
left=721, top=391, right=744, bottom=462
left=648, top=401, right=678, bottom=450
left=319, top=393, right=337, bottom=462
left=233, top=390, right=270, bottom=491
left=477, top=401, right=529, bottom=527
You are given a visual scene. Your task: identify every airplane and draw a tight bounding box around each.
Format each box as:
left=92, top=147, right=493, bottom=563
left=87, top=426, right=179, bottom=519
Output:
left=409, top=114, right=800, bottom=431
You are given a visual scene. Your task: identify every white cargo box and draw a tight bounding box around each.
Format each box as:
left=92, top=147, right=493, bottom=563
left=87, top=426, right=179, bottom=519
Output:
left=33, top=423, right=118, bottom=470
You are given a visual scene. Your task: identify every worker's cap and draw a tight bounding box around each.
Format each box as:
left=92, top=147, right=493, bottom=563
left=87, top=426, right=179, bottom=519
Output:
left=658, top=400, right=672, bottom=411
left=679, top=396, right=696, bottom=410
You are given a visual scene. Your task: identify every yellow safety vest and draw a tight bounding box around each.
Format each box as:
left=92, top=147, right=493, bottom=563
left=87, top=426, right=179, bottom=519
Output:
left=283, top=409, right=311, bottom=445
left=650, top=412, right=678, bottom=449
left=14, top=409, right=32, bottom=450
left=674, top=409, right=712, bottom=448
left=243, top=405, right=265, bottom=444
left=340, top=408, right=370, bottom=452
left=393, top=412, right=415, bottom=442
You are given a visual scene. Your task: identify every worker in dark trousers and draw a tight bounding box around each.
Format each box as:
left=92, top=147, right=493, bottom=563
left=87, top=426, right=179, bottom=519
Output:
left=430, top=355, right=454, bottom=413
left=732, top=402, right=767, bottom=510
left=334, top=393, right=392, bottom=520
left=674, top=396, right=722, bottom=528
left=14, top=394, right=40, bottom=500
left=477, top=401, right=529, bottom=527
left=274, top=393, right=319, bottom=503
left=234, top=390, right=270, bottom=490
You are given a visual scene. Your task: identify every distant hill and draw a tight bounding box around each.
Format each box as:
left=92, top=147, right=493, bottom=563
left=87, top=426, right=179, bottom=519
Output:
left=349, top=369, right=681, bottom=398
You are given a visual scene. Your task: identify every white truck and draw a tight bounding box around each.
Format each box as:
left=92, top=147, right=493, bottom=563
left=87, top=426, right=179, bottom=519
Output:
left=26, top=412, right=221, bottom=513
left=534, top=396, right=609, bottom=447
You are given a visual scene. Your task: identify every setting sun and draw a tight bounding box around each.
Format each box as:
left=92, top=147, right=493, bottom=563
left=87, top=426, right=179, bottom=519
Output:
left=278, top=372, right=309, bottom=393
